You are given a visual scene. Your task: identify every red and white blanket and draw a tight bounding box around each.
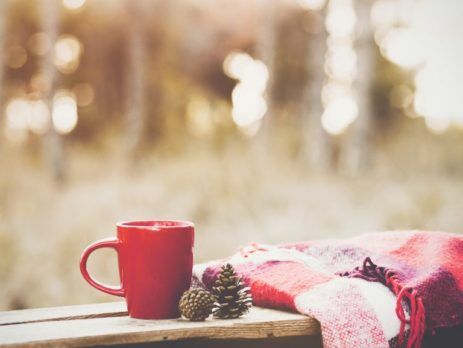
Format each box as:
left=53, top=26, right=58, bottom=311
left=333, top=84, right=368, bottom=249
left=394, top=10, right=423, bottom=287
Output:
left=194, top=231, right=463, bottom=348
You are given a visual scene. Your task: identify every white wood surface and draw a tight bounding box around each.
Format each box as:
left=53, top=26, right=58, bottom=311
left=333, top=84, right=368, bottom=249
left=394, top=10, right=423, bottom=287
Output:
left=0, top=303, right=320, bottom=347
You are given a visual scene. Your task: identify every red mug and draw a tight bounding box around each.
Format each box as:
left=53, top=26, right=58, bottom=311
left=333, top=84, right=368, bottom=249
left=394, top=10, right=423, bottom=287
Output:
left=80, top=220, right=194, bottom=319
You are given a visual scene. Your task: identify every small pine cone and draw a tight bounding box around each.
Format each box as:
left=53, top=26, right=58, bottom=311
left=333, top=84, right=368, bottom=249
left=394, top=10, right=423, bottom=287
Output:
left=212, top=263, right=253, bottom=319
left=179, top=288, right=214, bottom=321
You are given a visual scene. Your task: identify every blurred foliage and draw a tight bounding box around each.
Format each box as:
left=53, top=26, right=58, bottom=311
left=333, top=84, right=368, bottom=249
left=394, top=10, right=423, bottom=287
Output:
left=1, top=0, right=423, bottom=151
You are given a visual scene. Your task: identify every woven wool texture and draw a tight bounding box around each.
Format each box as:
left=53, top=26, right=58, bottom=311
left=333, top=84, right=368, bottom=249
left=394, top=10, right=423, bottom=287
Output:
left=193, top=231, right=463, bottom=348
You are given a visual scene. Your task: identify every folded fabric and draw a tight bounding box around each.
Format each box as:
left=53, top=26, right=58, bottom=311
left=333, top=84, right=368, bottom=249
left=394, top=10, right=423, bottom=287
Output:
left=193, top=231, right=463, bottom=348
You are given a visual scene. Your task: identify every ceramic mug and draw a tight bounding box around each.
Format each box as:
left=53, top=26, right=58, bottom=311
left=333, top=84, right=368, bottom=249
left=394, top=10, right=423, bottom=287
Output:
left=80, top=220, right=194, bottom=319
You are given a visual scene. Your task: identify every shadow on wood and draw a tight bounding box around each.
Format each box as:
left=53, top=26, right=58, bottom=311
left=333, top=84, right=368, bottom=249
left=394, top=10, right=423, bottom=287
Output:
left=112, top=335, right=323, bottom=348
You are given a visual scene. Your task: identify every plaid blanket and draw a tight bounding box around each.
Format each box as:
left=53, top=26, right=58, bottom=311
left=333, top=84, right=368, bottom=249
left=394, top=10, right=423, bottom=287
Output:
left=193, top=231, right=463, bottom=348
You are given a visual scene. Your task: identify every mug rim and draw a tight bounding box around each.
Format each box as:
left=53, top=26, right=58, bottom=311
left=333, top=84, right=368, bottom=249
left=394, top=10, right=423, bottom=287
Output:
left=117, top=220, right=194, bottom=230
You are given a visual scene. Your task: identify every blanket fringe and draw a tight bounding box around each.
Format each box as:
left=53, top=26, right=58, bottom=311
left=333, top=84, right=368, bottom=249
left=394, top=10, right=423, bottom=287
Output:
left=340, top=257, right=426, bottom=348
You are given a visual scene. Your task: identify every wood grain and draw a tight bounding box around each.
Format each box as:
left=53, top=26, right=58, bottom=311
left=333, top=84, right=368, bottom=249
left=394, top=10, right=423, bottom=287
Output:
left=0, top=305, right=320, bottom=347
left=0, top=302, right=127, bottom=326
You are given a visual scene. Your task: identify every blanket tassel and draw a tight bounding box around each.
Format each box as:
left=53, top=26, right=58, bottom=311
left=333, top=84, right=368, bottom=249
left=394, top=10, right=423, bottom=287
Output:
left=340, top=257, right=426, bottom=348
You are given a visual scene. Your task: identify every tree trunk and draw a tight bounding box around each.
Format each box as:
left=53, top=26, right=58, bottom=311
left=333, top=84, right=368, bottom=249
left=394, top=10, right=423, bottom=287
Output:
left=255, top=0, right=277, bottom=148
left=125, top=0, right=146, bottom=159
left=40, top=0, right=66, bottom=184
left=342, top=0, right=375, bottom=174
left=0, top=0, right=7, bottom=145
left=300, top=7, right=332, bottom=171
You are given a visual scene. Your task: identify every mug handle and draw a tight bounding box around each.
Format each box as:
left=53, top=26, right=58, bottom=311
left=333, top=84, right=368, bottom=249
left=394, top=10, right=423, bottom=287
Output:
left=80, top=237, right=125, bottom=297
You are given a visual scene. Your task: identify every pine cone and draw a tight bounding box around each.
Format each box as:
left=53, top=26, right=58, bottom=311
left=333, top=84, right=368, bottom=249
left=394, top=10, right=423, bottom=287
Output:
left=179, top=288, right=214, bottom=321
left=212, top=263, right=252, bottom=319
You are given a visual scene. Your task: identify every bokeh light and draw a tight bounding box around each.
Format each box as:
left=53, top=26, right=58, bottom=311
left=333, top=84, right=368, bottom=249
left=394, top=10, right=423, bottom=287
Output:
left=370, top=0, right=397, bottom=28
left=6, top=99, right=30, bottom=130
left=322, top=82, right=353, bottom=106
left=5, top=98, right=50, bottom=134
left=52, top=92, right=79, bottom=134
left=425, top=117, right=450, bottom=134
left=223, top=52, right=254, bottom=80
left=62, top=0, right=87, bottom=10
left=223, top=52, right=269, bottom=93
left=231, top=83, right=267, bottom=127
left=223, top=52, right=269, bottom=134
left=373, top=0, right=463, bottom=132
left=54, top=35, right=82, bottom=74
left=72, top=83, right=95, bottom=107
left=380, top=27, right=424, bottom=69
left=321, top=96, right=358, bottom=135
left=186, top=98, right=213, bottom=137
left=321, top=0, right=358, bottom=135
left=325, top=0, right=356, bottom=38
left=28, top=101, right=51, bottom=134
left=324, top=45, right=357, bottom=82
left=5, top=46, right=27, bottom=69
left=298, top=0, right=326, bottom=11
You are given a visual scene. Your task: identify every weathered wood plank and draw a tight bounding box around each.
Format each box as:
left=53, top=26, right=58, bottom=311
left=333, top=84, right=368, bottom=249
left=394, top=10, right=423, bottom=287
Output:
left=0, top=302, right=127, bottom=326
left=0, top=307, right=320, bottom=347
left=117, top=336, right=323, bottom=348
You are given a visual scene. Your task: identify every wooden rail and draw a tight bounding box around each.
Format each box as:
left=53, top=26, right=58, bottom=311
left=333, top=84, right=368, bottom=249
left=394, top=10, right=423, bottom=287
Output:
left=0, top=302, right=321, bottom=347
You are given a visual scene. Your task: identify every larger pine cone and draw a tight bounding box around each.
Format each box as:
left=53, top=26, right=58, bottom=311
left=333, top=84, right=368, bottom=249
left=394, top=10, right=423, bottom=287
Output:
left=212, top=263, right=252, bottom=319
left=179, top=288, right=214, bottom=321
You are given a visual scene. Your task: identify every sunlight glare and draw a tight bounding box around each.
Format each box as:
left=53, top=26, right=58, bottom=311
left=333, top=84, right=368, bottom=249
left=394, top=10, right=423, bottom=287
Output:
left=373, top=0, right=463, bottom=130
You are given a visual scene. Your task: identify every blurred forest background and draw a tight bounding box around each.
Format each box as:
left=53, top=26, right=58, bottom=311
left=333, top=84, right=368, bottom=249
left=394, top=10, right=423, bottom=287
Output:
left=1, top=0, right=463, bottom=310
